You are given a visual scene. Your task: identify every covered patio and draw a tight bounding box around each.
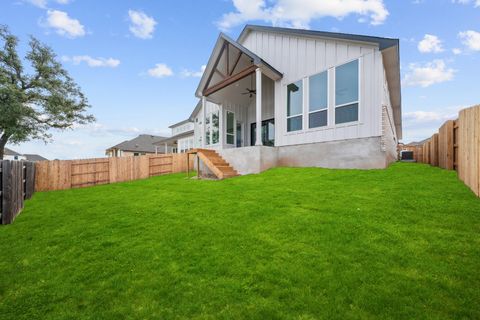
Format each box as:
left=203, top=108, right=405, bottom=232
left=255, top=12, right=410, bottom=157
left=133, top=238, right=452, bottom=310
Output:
left=195, top=33, right=282, bottom=150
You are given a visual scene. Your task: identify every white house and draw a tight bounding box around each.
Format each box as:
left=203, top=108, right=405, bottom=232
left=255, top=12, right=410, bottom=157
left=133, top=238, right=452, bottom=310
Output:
left=180, top=25, right=401, bottom=175
left=155, top=119, right=195, bottom=153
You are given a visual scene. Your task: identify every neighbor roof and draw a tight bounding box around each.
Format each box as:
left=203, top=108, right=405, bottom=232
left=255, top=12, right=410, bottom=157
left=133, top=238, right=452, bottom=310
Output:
left=107, top=134, right=167, bottom=153
left=23, top=154, right=48, bottom=162
left=4, top=147, right=21, bottom=156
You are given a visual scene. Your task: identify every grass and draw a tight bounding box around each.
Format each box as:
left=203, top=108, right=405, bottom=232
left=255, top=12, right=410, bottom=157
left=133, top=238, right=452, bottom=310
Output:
left=0, top=162, right=479, bottom=319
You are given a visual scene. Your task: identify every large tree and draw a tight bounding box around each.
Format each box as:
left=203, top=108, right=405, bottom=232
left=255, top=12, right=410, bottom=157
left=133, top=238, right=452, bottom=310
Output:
left=0, top=25, right=94, bottom=159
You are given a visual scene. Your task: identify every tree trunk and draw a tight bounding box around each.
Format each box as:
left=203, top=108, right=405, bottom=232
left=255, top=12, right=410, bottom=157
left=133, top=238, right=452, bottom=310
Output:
left=0, top=134, right=10, bottom=160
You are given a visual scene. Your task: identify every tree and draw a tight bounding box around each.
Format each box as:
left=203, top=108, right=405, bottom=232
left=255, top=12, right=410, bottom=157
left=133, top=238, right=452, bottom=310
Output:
left=0, top=25, right=94, bottom=159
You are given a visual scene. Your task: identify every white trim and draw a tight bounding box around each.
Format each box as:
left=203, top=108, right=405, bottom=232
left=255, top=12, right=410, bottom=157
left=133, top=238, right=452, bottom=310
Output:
left=307, top=69, right=329, bottom=130
left=334, top=58, right=360, bottom=125
left=255, top=68, right=263, bottom=146
left=226, top=110, right=235, bottom=145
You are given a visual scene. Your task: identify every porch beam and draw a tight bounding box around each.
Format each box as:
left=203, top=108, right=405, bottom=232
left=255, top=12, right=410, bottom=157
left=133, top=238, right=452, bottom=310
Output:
left=204, top=42, right=227, bottom=92
left=229, top=52, right=242, bottom=76
left=255, top=68, right=263, bottom=146
left=203, top=64, right=257, bottom=97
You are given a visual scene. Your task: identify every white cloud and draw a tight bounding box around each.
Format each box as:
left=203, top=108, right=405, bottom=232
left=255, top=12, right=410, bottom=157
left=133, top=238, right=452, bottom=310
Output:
left=402, top=105, right=465, bottom=143
left=452, top=48, right=462, bottom=55
left=128, top=10, right=157, bottom=39
left=217, top=0, right=389, bottom=31
left=25, top=0, right=72, bottom=8
left=402, top=60, right=455, bottom=88
left=43, top=10, right=85, bottom=38
left=62, top=55, right=120, bottom=68
left=458, top=30, right=480, bottom=51
left=181, top=65, right=206, bottom=78
left=451, top=0, right=480, bottom=7
left=147, top=63, right=173, bottom=78
left=418, top=34, right=444, bottom=53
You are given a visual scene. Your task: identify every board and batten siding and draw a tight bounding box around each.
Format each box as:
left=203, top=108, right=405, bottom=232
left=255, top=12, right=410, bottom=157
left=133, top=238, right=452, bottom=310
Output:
left=240, top=30, right=387, bottom=147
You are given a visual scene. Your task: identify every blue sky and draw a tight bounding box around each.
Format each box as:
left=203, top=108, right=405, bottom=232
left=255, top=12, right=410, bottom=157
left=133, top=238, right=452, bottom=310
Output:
left=1, top=0, right=479, bottom=159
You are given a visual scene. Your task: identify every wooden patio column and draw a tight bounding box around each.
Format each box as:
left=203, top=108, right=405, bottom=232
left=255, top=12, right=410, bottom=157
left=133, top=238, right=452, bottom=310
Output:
left=202, top=96, right=206, bottom=148
left=255, top=68, right=263, bottom=146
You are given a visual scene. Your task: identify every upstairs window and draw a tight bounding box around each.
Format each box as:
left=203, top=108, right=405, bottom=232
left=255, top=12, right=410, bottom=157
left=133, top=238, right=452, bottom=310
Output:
left=309, top=71, right=328, bottom=128
left=287, top=80, right=303, bottom=132
left=335, top=60, right=359, bottom=124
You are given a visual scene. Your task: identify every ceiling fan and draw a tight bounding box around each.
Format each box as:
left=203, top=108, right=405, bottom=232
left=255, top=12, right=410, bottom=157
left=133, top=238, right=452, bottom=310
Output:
left=241, top=74, right=256, bottom=98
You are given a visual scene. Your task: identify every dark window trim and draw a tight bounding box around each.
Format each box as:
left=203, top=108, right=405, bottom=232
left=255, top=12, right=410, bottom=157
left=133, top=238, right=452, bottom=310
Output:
left=250, top=118, right=275, bottom=146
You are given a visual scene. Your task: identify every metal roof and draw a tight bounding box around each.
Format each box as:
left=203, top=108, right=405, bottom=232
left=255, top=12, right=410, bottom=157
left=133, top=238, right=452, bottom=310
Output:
left=4, top=147, right=21, bottom=156
left=238, top=25, right=399, bottom=50
left=154, top=130, right=195, bottom=145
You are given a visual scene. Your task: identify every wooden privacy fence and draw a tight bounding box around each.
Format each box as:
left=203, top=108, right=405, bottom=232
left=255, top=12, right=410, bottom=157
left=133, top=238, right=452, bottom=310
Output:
left=35, top=153, right=194, bottom=192
left=401, top=104, right=480, bottom=197
left=0, top=160, right=35, bottom=225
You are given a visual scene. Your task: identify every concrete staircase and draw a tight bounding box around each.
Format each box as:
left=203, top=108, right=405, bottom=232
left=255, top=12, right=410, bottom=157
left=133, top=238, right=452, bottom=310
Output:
left=191, top=149, right=239, bottom=179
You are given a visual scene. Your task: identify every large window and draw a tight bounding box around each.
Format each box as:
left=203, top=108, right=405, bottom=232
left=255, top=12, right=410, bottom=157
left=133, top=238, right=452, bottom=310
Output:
left=335, top=59, right=359, bottom=124
left=251, top=119, right=275, bottom=146
left=226, top=111, right=235, bottom=145
left=309, top=71, right=328, bottom=128
left=287, top=80, right=303, bottom=132
left=204, top=107, right=220, bottom=145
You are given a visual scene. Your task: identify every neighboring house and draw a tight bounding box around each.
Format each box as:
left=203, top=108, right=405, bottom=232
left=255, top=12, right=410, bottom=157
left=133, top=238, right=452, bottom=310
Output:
left=154, top=119, right=195, bottom=153
left=179, top=25, right=401, bottom=174
left=3, top=147, right=47, bottom=161
left=4, top=148, right=26, bottom=161
left=105, top=134, right=170, bottom=157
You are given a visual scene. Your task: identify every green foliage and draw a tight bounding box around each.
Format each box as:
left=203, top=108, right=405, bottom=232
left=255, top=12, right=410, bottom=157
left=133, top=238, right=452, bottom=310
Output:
left=0, top=163, right=479, bottom=319
left=0, top=25, right=94, bottom=156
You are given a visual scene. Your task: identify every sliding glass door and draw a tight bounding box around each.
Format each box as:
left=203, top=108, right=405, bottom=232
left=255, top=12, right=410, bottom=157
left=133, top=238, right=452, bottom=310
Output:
left=250, top=118, right=275, bottom=146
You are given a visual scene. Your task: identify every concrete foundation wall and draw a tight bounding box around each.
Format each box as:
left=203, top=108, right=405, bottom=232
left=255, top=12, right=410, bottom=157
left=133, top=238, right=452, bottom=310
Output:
left=277, top=137, right=388, bottom=169
left=219, top=146, right=278, bottom=175
left=218, top=137, right=391, bottom=175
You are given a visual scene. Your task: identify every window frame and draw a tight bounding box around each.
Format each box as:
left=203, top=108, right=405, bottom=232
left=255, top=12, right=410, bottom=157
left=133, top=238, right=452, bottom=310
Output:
left=226, top=111, right=235, bottom=145
left=286, top=80, right=304, bottom=132
left=308, top=70, right=329, bottom=129
left=334, top=58, right=360, bottom=125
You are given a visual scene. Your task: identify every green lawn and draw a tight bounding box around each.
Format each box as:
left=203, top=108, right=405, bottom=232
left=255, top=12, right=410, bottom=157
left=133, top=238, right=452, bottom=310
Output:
left=1, top=163, right=479, bottom=319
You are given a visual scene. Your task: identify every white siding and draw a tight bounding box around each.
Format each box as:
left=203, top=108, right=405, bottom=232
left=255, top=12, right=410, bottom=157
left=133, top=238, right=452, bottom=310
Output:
left=171, top=122, right=194, bottom=136
left=241, top=30, right=384, bottom=147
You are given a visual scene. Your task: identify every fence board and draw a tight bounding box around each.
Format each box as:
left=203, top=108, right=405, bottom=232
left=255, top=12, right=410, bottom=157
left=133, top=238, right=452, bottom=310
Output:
left=1, top=160, right=35, bottom=224
left=438, top=120, right=454, bottom=170
left=458, top=105, right=480, bottom=196
left=35, top=153, right=194, bottom=192
left=429, top=133, right=439, bottom=167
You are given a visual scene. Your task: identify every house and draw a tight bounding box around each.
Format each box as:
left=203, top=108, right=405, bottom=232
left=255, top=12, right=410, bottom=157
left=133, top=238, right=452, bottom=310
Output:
left=105, top=134, right=170, bottom=157
left=153, top=119, right=195, bottom=153
left=3, top=147, right=48, bottom=161
left=178, top=25, right=401, bottom=175
left=4, top=148, right=26, bottom=161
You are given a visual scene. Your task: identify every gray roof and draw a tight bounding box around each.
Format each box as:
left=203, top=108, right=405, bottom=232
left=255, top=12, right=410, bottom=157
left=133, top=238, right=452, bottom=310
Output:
left=108, top=134, right=168, bottom=153
left=169, top=118, right=192, bottom=128
left=23, top=154, right=48, bottom=162
left=4, top=147, right=21, bottom=156
left=238, top=25, right=399, bottom=50
left=154, top=130, right=195, bottom=145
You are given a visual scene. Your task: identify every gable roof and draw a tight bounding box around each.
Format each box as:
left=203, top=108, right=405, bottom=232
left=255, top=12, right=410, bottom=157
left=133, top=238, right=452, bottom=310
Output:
left=4, top=147, right=21, bottom=156
left=107, top=134, right=167, bottom=153
left=23, top=154, right=48, bottom=162
left=195, top=33, right=282, bottom=98
left=238, top=24, right=402, bottom=139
